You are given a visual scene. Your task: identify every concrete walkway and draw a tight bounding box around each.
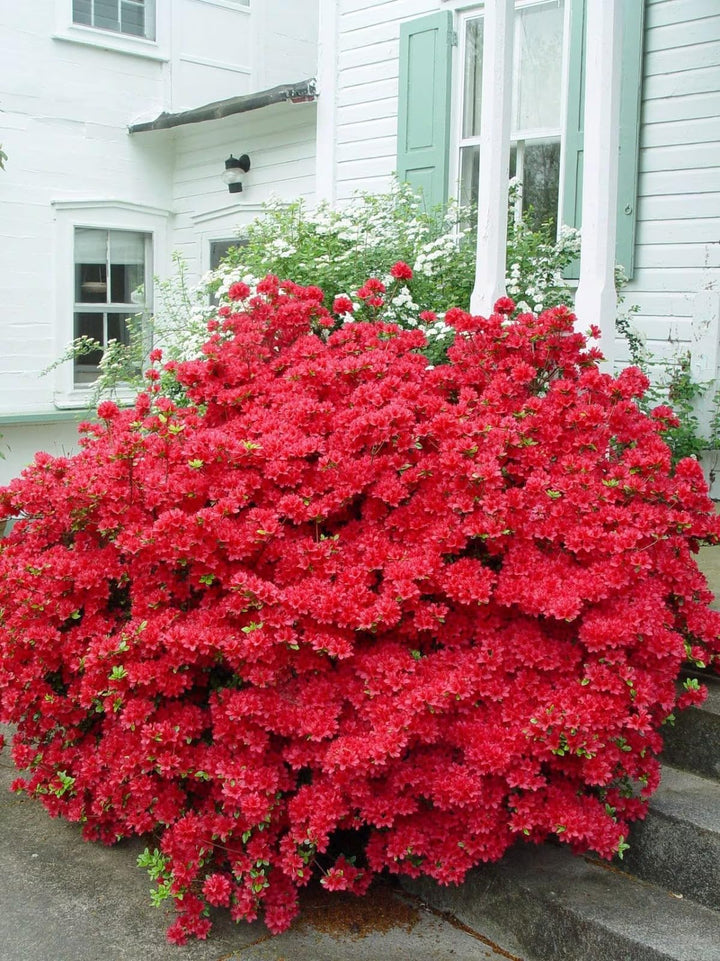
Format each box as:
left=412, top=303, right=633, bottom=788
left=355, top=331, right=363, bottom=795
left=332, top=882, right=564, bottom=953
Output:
left=0, top=737, right=521, bottom=961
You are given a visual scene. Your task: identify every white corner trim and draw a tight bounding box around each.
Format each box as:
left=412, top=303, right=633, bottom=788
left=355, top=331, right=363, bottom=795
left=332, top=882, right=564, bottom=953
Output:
left=471, top=0, right=515, bottom=314
left=315, top=0, right=338, bottom=204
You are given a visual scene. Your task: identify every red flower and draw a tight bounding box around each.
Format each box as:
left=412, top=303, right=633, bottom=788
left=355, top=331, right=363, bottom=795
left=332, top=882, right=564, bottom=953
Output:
left=493, top=296, right=516, bottom=315
left=202, top=873, right=232, bottom=907
left=356, top=277, right=385, bottom=300
left=96, top=400, right=120, bottom=419
left=419, top=311, right=437, bottom=324
left=332, top=296, right=354, bottom=315
left=228, top=282, right=250, bottom=301
left=390, top=261, right=413, bottom=281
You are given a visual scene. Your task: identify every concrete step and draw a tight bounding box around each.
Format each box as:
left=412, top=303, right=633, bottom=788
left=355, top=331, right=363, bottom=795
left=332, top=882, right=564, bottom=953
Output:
left=661, top=678, right=720, bottom=781
left=403, top=843, right=720, bottom=961
left=623, top=765, right=720, bottom=910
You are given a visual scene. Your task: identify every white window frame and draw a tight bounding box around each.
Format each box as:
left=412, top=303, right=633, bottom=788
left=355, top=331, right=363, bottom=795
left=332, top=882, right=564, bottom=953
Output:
left=71, top=0, right=157, bottom=40
left=53, top=0, right=170, bottom=61
left=451, top=0, right=571, bottom=229
left=72, top=227, right=153, bottom=387
left=52, top=200, right=171, bottom=409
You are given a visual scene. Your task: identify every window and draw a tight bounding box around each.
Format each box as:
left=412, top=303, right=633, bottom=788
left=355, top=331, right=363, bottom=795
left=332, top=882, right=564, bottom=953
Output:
left=396, top=2, right=643, bottom=278
left=73, top=228, right=151, bottom=386
left=458, top=0, right=566, bottom=231
left=208, top=237, right=248, bottom=305
left=72, top=0, right=156, bottom=40
left=209, top=238, right=246, bottom=271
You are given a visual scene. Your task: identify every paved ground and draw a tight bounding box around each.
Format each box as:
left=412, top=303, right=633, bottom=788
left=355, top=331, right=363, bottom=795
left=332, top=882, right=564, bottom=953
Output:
left=0, top=736, right=522, bottom=961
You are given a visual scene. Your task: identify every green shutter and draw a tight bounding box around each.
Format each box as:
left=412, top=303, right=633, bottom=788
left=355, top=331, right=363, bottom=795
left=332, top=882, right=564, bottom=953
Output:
left=561, top=0, right=644, bottom=280
left=396, top=11, right=454, bottom=209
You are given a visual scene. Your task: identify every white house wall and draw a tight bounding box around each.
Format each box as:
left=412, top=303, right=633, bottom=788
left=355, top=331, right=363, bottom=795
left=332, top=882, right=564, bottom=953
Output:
left=0, top=0, right=318, bottom=485
left=168, top=101, right=317, bottom=280
left=170, top=0, right=253, bottom=111
left=0, top=1, right=172, bottom=420
left=251, top=0, right=319, bottom=91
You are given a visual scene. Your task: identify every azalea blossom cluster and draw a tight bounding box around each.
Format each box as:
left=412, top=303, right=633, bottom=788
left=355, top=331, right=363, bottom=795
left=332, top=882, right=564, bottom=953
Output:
left=1, top=277, right=719, bottom=944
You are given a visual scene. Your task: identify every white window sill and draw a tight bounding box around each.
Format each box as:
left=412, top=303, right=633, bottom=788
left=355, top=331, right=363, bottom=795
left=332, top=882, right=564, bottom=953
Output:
left=52, top=25, right=169, bottom=62
left=54, top=386, right=139, bottom=411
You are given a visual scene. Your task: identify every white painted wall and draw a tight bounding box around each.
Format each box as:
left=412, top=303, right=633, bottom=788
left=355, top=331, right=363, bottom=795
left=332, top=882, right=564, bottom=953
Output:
left=168, top=100, right=318, bottom=280
left=0, top=419, right=83, bottom=488
left=170, top=0, right=254, bottom=111
left=251, top=0, right=319, bottom=90
left=0, top=0, right=319, bottom=484
left=0, top=1, right=172, bottom=419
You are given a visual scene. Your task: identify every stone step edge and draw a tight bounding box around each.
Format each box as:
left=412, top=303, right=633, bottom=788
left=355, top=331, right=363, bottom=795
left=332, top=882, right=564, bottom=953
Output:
left=402, top=842, right=720, bottom=961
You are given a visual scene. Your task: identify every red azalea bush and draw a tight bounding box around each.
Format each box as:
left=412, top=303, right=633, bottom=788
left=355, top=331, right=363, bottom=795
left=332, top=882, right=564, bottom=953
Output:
left=1, top=277, right=719, bottom=944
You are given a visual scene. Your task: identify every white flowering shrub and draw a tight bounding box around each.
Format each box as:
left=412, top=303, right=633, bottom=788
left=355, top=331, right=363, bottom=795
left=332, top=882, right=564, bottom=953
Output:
left=199, top=183, right=580, bottom=366
left=58, top=183, right=582, bottom=387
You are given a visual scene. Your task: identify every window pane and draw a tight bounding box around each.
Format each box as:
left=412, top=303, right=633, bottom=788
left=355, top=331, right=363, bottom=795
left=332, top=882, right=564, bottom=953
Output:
left=462, top=18, right=484, bottom=139
left=74, top=312, right=104, bottom=383
left=76, top=263, right=108, bottom=303
left=121, top=1, right=145, bottom=38
left=110, top=263, right=143, bottom=304
left=522, top=140, right=561, bottom=230
left=109, top=230, right=145, bottom=265
left=514, top=1, right=564, bottom=135
left=94, top=0, right=121, bottom=32
left=109, top=231, right=145, bottom=304
left=75, top=229, right=108, bottom=303
left=75, top=228, right=107, bottom=265
left=72, top=0, right=92, bottom=25
left=73, top=230, right=150, bottom=385
left=458, top=145, right=479, bottom=208
left=210, top=237, right=248, bottom=270
left=107, top=312, right=135, bottom=346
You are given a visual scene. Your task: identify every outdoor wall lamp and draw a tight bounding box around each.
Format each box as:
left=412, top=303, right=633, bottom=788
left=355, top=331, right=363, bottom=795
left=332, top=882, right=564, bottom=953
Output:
left=222, top=154, right=250, bottom=193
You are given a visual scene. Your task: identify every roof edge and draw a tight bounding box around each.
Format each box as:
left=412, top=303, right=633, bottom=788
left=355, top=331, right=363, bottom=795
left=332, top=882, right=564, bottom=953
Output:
left=129, top=78, right=317, bottom=133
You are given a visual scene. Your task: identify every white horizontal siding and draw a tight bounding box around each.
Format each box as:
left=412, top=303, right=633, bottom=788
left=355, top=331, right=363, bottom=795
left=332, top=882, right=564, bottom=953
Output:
left=644, top=63, right=719, bottom=100
left=625, top=0, right=719, bottom=367
left=340, top=38, right=398, bottom=70
left=645, top=39, right=720, bottom=74
left=334, top=0, right=438, bottom=198
left=638, top=168, right=719, bottom=196
left=639, top=141, right=718, bottom=172
left=636, top=243, right=720, bottom=270
left=646, top=0, right=720, bottom=29
left=643, top=89, right=720, bottom=124
left=643, top=13, right=720, bottom=51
